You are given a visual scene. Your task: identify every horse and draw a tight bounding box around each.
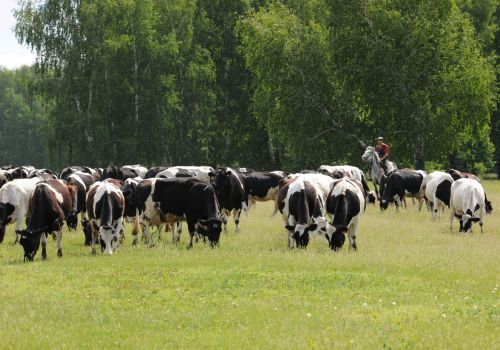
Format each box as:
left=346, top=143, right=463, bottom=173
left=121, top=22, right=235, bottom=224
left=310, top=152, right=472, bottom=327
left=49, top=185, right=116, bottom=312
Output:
left=361, top=146, right=397, bottom=200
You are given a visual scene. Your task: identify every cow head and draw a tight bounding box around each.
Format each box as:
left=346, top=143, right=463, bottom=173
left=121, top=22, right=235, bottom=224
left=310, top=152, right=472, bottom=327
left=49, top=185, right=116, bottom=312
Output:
left=485, top=200, right=493, bottom=214
left=66, top=212, right=78, bottom=231
left=197, top=218, right=223, bottom=247
left=285, top=223, right=318, bottom=248
left=324, top=227, right=347, bottom=251
left=99, top=226, right=118, bottom=255
left=19, top=230, right=43, bottom=261
left=0, top=203, right=15, bottom=243
left=460, top=210, right=481, bottom=233
left=379, top=198, right=390, bottom=210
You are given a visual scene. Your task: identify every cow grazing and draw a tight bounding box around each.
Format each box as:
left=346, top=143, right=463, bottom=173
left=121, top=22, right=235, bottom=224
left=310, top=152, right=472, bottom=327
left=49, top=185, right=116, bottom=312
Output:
left=424, top=171, right=454, bottom=221
left=131, top=178, right=222, bottom=248
left=0, top=177, right=42, bottom=244
left=380, top=169, right=426, bottom=210
left=86, top=181, right=125, bottom=255
left=318, top=165, right=376, bottom=203
left=19, top=179, right=77, bottom=261
left=241, top=171, right=283, bottom=211
left=325, top=178, right=366, bottom=251
left=277, top=178, right=333, bottom=249
left=447, top=169, right=492, bottom=214
left=210, top=167, right=245, bottom=232
left=449, top=178, right=486, bottom=233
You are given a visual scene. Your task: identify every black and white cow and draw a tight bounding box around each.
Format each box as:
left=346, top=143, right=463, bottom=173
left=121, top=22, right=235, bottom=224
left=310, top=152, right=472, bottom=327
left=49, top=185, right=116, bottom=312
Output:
left=271, top=170, right=288, bottom=178
left=447, top=169, right=492, bottom=214
left=66, top=171, right=95, bottom=241
left=122, top=165, right=148, bottom=179
left=449, top=178, right=487, bottom=233
left=380, top=169, right=426, bottom=211
left=156, top=166, right=214, bottom=183
left=101, top=166, right=137, bottom=181
left=325, top=178, right=366, bottom=251
left=131, top=178, right=222, bottom=248
left=236, top=168, right=255, bottom=175
left=424, top=171, right=454, bottom=221
left=86, top=180, right=125, bottom=255
left=0, top=170, right=12, bottom=188
left=19, top=179, right=77, bottom=261
left=145, top=166, right=168, bottom=178
left=210, top=167, right=245, bottom=232
left=29, top=169, right=57, bottom=180
left=0, top=177, right=43, bottom=244
left=241, top=171, right=284, bottom=211
left=318, top=165, right=376, bottom=203
left=277, top=178, right=333, bottom=249
left=8, top=166, right=34, bottom=179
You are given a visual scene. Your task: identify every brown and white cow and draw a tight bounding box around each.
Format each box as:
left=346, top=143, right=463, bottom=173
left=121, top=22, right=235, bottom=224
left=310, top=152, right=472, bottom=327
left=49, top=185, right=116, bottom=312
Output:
left=19, top=179, right=77, bottom=261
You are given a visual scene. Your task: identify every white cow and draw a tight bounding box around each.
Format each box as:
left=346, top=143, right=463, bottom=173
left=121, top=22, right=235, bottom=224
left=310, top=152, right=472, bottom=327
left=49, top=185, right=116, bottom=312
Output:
left=0, top=177, right=42, bottom=243
left=449, top=178, right=486, bottom=233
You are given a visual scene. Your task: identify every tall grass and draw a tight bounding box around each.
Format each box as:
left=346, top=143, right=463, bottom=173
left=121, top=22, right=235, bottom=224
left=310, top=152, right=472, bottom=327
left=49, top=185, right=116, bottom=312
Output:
left=0, top=181, right=498, bottom=349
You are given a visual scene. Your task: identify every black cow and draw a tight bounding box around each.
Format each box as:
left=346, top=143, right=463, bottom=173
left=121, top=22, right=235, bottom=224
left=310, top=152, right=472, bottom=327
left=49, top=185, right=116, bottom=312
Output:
left=131, top=178, right=222, bottom=248
left=210, top=167, right=245, bottom=232
left=19, top=179, right=77, bottom=261
left=380, top=170, right=425, bottom=210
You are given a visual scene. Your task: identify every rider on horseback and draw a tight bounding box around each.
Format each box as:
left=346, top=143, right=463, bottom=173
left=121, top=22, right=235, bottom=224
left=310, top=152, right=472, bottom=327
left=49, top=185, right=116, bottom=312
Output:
left=375, top=137, right=391, bottom=174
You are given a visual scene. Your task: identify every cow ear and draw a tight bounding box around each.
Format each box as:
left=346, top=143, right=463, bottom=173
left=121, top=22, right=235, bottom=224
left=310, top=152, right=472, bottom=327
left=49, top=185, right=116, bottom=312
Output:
left=285, top=225, right=294, bottom=232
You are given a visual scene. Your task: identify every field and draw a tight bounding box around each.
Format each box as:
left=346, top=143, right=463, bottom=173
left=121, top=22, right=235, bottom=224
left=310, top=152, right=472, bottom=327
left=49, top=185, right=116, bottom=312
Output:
left=0, top=181, right=499, bottom=349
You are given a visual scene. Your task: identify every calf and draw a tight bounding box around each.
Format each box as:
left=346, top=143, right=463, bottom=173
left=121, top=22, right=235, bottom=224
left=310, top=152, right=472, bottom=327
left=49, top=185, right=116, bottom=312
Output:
left=325, top=178, right=366, bottom=251
left=133, top=178, right=222, bottom=248
left=449, top=178, right=486, bottom=233
left=19, top=179, right=77, bottom=261
left=0, top=177, right=42, bottom=244
left=86, top=181, right=125, bottom=255
left=318, top=165, right=376, bottom=203
left=380, top=169, right=425, bottom=211
left=210, top=167, right=245, bottom=232
left=424, top=171, right=454, bottom=221
left=277, top=178, right=332, bottom=249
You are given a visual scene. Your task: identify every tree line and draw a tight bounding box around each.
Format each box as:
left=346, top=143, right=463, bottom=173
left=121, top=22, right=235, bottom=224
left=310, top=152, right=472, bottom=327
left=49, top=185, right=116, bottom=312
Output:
left=1, top=0, right=497, bottom=176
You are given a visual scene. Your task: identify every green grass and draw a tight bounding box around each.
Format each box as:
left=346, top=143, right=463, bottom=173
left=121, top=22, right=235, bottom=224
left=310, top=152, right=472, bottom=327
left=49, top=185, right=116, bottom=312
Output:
left=0, top=181, right=499, bottom=349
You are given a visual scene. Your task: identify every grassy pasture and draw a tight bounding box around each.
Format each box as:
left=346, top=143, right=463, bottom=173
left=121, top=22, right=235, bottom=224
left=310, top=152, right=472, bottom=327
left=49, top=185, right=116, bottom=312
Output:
left=0, top=181, right=499, bottom=349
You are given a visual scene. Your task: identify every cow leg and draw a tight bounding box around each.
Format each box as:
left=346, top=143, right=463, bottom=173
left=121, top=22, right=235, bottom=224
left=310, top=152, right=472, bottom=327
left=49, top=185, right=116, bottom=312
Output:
left=140, top=222, right=154, bottom=246
left=55, top=230, right=63, bottom=257
left=177, top=222, right=182, bottom=242
left=234, top=209, right=241, bottom=233
left=187, top=221, right=196, bottom=249
left=91, top=223, right=98, bottom=255
left=348, top=219, right=360, bottom=251
left=14, top=209, right=26, bottom=244
left=431, top=196, right=438, bottom=221
left=41, top=233, right=48, bottom=260
left=171, top=223, right=176, bottom=243
left=449, top=209, right=455, bottom=232
left=131, top=217, right=140, bottom=246
left=373, top=182, right=379, bottom=200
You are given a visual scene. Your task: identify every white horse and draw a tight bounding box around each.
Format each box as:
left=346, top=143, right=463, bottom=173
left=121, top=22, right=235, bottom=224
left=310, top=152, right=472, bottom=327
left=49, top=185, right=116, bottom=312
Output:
left=361, top=146, right=397, bottom=200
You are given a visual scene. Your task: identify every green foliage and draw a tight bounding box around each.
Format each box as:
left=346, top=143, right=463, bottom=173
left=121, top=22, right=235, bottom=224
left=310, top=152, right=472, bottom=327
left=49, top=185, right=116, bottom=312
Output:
left=0, top=67, right=48, bottom=166
left=3, top=0, right=497, bottom=172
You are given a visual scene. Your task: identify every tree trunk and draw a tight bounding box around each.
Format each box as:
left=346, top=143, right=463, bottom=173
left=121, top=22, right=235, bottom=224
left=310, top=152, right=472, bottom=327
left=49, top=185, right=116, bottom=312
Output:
left=414, top=136, right=425, bottom=170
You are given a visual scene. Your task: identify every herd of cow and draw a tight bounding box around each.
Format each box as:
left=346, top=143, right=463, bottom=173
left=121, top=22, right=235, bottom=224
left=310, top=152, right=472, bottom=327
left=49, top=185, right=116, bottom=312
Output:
left=0, top=158, right=493, bottom=262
